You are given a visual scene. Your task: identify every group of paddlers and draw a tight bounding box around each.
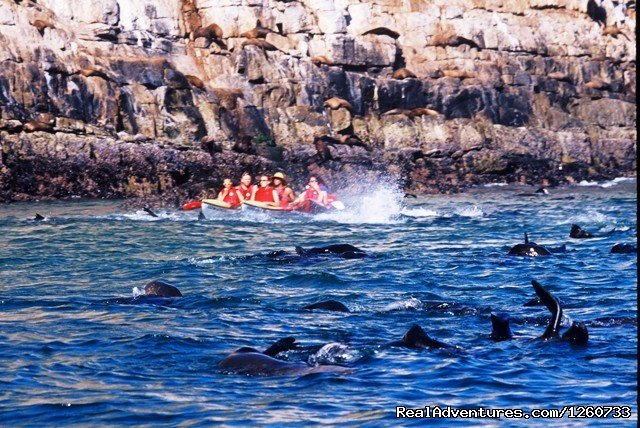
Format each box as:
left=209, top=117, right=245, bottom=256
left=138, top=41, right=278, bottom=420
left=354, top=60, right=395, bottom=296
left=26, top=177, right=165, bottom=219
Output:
left=213, top=172, right=332, bottom=211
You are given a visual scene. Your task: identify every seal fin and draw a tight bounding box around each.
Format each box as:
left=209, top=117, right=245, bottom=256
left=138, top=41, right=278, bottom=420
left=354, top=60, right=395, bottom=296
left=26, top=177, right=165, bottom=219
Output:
left=294, top=246, right=306, bottom=256
left=143, top=207, right=159, bottom=218
left=263, top=337, right=298, bottom=357
left=490, top=313, right=513, bottom=341
left=34, top=213, right=45, bottom=221
left=524, top=232, right=529, bottom=244
left=402, top=324, right=453, bottom=349
left=531, top=280, right=562, bottom=339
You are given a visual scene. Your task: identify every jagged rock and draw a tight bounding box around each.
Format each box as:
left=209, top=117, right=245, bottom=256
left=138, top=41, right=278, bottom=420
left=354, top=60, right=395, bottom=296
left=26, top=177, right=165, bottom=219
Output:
left=0, top=0, right=635, bottom=202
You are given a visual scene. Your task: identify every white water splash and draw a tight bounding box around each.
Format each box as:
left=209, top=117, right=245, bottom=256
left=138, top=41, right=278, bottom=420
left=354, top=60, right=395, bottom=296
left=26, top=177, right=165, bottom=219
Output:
left=454, top=205, right=484, bottom=218
left=132, top=286, right=144, bottom=298
left=381, top=297, right=424, bottom=312
left=562, top=211, right=613, bottom=225
left=401, top=207, right=439, bottom=217
left=316, top=180, right=405, bottom=224
left=600, top=177, right=636, bottom=188
left=577, top=177, right=636, bottom=188
left=308, top=342, right=361, bottom=365
left=576, top=180, right=600, bottom=187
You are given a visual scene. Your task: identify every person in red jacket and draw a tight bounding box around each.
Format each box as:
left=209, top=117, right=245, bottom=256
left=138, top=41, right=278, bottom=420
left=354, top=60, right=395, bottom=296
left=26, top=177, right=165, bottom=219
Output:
left=290, top=176, right=328, bottom=212
left=217, top=178, right=242, bottom=208
left=271, top=172, right=296, bottom=208
left=251, top=175, right=280, bottom=207
left=236, top=172, right=256, bottom=201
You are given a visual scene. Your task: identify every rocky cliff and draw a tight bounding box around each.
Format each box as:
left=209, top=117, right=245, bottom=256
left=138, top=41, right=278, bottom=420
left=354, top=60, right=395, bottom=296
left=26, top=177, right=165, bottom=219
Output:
left=0, top=0, right=636, bottom=203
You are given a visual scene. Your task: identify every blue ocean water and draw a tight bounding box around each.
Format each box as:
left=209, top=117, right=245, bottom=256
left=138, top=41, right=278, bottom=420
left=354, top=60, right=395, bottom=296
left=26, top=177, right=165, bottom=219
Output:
left=0, top=179, right=637, bottom=426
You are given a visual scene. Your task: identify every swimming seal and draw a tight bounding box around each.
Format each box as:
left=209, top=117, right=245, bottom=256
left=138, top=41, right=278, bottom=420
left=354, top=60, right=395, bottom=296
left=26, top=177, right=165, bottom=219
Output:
left=534, top=187, right=549, bottom=194
left=143, top=280, right=182, bottom=297
left=531, top=280, right=588, bottom=344
left=303, top=300, right=350, bottom=313
left=570, top=224, right=594, bottom=239
left=611, top=243, right=637, bottom=254
left=386, top=325, right=455, bottom=349
left=219, top=338, right=351, bottom=376
left=490, top=313, right=513, bottom=341
left=143, top=207, right=159, bottom=218
left=295, top=244, right=366, bottom=259
left=507, top=233, right=552, bottom=256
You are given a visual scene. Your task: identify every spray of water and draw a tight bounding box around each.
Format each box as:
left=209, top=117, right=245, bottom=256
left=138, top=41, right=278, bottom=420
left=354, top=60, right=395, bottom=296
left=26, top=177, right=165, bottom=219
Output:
left=316, top=178, right=406, bottom=224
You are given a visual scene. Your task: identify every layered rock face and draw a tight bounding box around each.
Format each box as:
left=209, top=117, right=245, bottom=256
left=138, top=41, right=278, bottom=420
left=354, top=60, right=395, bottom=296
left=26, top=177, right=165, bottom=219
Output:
left=0, top=0, right=636, bottom=202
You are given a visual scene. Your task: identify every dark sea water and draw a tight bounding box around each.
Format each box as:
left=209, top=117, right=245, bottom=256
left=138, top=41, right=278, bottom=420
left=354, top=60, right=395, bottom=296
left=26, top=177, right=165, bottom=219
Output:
left=0, top=179, right=637, bottom=426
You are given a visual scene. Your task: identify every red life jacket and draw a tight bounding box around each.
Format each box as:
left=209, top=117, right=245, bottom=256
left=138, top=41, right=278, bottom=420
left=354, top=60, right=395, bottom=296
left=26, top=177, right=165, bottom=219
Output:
left=220, top=188, right=241, bottom=208
left=236, top=184, right=254, bottom=200
left=305, top=187, right=323, bottom=203
left=275, top=186, right=293, bottom=208
left=255, top=186, right=276, bottom=202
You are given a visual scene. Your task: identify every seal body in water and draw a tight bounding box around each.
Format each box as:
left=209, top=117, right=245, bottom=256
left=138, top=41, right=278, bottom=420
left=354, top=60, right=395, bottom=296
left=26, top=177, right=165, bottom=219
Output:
left=295, top=244, right=366, bottom=259
left=508, top=233, right=552, bottom=256
left=143, top=280, right=182, bottom=297
left=220, top=337, right=352, bottom=376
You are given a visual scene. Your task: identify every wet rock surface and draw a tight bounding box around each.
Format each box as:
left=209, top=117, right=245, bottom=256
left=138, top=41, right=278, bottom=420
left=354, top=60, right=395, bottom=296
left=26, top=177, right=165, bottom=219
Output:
left=0, top=0, right=636, bottom=204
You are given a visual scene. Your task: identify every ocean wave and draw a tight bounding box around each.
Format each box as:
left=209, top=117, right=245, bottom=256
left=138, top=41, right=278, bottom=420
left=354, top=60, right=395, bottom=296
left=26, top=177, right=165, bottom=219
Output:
left=576, top=177, right=637, bottom=188
left=401, top=207, right=439, bottom=217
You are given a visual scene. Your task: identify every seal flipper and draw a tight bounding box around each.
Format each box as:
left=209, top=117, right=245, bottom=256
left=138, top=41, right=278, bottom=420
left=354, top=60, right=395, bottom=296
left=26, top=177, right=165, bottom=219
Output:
left=263, top=337, right=298, bottom=357
left=198, top=211, right=205, bottom=220
left=34, top=213, right=45, bottom=221
left=143, top=207, right=159, bottom=218
left=561, top=322, right=589, bottom=345
left=295, top=246, right=307, bottom=256
left=531, top=280, right=562, bottom=339
left=524, top=232, right=529, bottom=244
